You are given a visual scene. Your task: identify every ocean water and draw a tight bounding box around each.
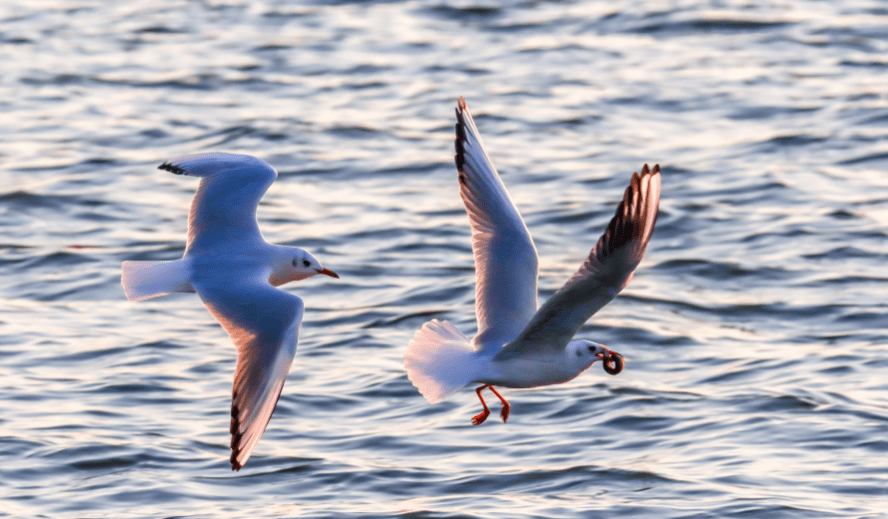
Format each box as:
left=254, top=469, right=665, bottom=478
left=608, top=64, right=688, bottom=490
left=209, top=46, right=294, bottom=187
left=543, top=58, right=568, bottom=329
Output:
left=1, top=0, right=887, bottom=517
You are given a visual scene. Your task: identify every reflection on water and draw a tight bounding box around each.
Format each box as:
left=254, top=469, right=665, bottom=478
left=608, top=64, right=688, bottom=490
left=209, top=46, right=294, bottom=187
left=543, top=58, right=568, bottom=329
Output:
left=1, top=0, right=886, bottom=517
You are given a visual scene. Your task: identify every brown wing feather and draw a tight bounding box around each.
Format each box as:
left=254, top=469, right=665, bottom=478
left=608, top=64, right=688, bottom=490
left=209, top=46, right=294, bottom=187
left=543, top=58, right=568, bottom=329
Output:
left=496, top=164, right=661, bottom=359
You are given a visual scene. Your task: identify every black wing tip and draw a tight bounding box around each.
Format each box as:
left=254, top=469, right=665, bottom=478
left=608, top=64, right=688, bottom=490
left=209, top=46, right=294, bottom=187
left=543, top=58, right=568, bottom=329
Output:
left=454, top=97, right=469, bottom=174
left=158, top=161, right=186, bottom=175
left=599, top=162, right=661, bottom=256
left=230, top=401, right=244, bottom=471
left=639, top=163, right=661, bottom=178
left=633, top=163, right=661, bottom=193
left=227, top=383, right=287, bottom=472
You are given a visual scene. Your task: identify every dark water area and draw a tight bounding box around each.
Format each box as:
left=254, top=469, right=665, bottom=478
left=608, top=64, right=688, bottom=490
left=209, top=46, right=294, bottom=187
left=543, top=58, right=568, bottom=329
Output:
left=1, top=1, right=886, bottom=517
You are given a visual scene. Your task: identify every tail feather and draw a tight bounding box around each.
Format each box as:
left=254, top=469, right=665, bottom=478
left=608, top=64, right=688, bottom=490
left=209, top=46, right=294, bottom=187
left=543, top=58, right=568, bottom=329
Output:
left=121, top=260, right=194, bottom=301
left=404, top=319, right=478, bottom=403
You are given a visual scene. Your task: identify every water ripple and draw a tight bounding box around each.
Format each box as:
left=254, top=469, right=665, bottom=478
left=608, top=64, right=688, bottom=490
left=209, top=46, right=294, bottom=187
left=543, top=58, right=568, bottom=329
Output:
left=1, top=0, right=886, bottom=517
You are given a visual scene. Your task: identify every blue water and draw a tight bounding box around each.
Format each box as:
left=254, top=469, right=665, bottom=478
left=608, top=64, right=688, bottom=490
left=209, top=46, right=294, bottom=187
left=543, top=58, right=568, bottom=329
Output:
left=2, top=1, right=887, bottom=517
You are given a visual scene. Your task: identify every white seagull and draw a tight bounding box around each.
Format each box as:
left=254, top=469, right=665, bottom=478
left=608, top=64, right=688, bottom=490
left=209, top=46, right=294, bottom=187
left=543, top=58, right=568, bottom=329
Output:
left=121, top=153, right=338, bottom=470
left=404, top=99, right=660, bottom=425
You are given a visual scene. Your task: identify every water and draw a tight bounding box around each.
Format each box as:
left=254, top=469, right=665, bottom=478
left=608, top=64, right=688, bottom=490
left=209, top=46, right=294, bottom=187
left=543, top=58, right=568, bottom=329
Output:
left=1, top=0, right=886, bottom=517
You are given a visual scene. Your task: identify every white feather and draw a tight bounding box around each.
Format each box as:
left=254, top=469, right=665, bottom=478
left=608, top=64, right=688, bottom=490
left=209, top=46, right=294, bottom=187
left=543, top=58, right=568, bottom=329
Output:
left=404, top=319, right=479, bottom=403
left=121, top=260, right=194, bottom=301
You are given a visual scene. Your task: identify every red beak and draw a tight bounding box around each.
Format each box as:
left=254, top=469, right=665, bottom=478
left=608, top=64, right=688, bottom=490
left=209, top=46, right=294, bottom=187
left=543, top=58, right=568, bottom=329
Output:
left=315, top=268, right=339, bottom=279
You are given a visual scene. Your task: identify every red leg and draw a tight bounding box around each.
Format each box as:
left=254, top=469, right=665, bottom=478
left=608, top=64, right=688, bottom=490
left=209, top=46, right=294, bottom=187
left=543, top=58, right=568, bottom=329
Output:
left=472, top=385, right=491, bottom=425
left=487, top=385, right=510, bottom=423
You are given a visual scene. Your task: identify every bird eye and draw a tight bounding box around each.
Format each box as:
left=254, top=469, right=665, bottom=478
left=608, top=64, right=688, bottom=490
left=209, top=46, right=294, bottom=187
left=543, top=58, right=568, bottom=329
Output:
left=303, top=259, right=311, bottom=267
left=588, top=345, right=596, bottom=352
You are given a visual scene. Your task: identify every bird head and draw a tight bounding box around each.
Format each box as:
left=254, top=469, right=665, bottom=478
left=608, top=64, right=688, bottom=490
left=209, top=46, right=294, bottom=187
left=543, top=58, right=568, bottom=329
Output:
left=568, top=339, right=624, bottom=375
left=291, top=250, right=339, bottom=281
left=268, top=248, right=339, bottom=286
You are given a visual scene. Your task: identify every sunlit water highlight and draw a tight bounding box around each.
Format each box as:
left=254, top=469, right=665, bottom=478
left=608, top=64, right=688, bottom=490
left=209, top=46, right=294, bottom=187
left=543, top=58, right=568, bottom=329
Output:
left=1, top=1, right=886, bottom=517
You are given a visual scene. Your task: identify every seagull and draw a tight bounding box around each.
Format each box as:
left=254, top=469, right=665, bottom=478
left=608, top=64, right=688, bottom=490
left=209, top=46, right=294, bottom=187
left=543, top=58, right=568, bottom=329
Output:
left=121, top=153, right=339, bottom=470
left=404, top=99, right=660, bottom=425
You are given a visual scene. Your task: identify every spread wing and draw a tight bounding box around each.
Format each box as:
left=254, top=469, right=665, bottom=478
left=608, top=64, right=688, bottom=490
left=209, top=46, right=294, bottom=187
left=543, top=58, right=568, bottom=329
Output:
left=191, top=267, right=303, bottom=471
left=455, top=98, right=540, bottom=350
left=159, top=153, right=278, bottom=255
left=496, top=164, right=661, bottom=360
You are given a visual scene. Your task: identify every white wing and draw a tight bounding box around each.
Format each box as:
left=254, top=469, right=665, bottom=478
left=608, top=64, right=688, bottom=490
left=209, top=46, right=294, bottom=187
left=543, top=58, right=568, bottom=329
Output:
left=455, top=98, right=540, bottom=350
left=159, top=153, right=277, bottom=255
left=496, top=164, right=661, bottom=360
left=191, top=266, right=303, bottom=471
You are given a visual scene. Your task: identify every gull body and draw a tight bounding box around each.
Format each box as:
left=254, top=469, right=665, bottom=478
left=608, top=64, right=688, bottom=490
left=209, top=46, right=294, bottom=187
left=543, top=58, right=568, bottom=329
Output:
left=121, top=153, right=338, bottom=470
left=404, top=99, right=660, bottom=425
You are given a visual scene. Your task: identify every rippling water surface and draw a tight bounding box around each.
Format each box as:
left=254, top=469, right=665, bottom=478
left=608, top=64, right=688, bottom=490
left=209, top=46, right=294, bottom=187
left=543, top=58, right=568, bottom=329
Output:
left=2, top=1, right=887, bottom=517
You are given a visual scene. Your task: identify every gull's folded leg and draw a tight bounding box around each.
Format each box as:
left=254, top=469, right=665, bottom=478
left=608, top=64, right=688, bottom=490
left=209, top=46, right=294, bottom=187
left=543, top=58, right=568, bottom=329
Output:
left=487, top=385, right=510, bottom=423
left=471, top=385, right=492, bottom=425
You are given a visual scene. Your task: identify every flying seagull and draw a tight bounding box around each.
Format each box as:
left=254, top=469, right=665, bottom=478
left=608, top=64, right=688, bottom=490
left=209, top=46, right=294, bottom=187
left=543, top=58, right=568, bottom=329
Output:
left=405, top=99, right=660, bottom=425
left=122, top=153, right=338, bottom=470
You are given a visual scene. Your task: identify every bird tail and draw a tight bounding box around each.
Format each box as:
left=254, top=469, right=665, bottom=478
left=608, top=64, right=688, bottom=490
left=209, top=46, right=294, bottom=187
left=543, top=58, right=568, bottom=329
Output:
left=121, top=260, right=194, bottom=301
left=404, top=319, right=478, bottom=403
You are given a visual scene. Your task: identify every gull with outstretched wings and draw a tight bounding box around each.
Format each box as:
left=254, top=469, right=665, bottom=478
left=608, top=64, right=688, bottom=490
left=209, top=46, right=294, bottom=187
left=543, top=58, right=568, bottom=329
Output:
left=122, top=153, right=338, bottom=470
left=405, top=99, right=660, bottom=425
